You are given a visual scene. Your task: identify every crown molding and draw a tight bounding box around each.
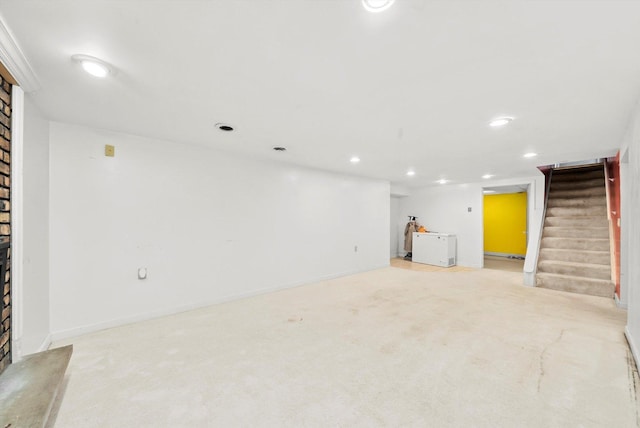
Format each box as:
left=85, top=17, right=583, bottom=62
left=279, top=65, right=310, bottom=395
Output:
left=0, top=15, right=40, bottom=92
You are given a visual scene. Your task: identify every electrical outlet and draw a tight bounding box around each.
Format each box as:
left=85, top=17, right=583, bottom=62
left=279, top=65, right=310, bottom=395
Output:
left=138, top=267, right=147, bottom=280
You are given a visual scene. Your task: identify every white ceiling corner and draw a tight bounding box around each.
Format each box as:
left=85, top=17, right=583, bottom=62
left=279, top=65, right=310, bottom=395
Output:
left=0, top=14, right=40, bottom=91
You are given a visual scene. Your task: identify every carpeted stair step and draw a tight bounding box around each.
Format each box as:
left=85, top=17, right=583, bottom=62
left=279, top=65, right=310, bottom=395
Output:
left=550, top=178, right=605, bottom=191
left=550, top=187, right=606, bottom=199
left=551, top=170, right=604, bottom=181
left=546, top=196, right=606, bottom=208
left=546, top=205, right=607, bottom=217
left=536, top=164, right=612, bottom=299
left=544, top=216, right=608, bottom=228
left=538, top=248, right=611, bottom=265
left=542, top=226, right=609, bottom=239
left=538, top=260, right=611, bottom=280
left=541, top=236, right=610, bottom=251
left=536, top=272, right=614, bottom=298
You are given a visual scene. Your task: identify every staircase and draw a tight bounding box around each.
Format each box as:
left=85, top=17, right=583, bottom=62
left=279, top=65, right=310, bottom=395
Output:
left=536, top=165, right=614, bottom=298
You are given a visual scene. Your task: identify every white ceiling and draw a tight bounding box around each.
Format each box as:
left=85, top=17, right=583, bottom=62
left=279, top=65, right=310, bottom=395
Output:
left=1, top=0, right=639, bottom=187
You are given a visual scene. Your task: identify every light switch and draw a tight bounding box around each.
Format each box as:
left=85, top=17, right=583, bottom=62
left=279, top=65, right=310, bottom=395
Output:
left=105, top=144, right=115, bottom=157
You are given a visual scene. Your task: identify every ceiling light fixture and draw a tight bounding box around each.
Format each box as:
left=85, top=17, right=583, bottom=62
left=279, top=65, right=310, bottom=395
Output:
left=350, top=156, right=361, bottom=164
left=215, top=123, right=234, bottom=132
left=406, top=170, right=415, bottom=177
left=489, top=117, right=514, bottom=128
left=482, top=174, right=494, bottom=179
left=523, top=152, right=538, bottom=158
left=362, top=0, right=395, bottom=13
left=71, top=54, right=112, bottom=78
left=437, top=179, right=448, bottom=184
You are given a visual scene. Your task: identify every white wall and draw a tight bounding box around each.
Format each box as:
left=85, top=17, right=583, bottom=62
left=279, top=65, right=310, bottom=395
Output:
left=19, top=94, right=51, bottom=353
left=20, top=94, right=51, bottom=354
left=390, top=196, right=401, bottom=257
left=398, top=175, right=544, bottom=270
left=619, top=147, right=630, bottom=308
left=49, top=122, right=390, bottom=338
left=622, top=97, right=640, bottom=364
left=401, top=184, right=484, bottom=268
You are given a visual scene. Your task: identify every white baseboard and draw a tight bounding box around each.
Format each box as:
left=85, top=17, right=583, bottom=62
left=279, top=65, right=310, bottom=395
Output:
left=37, top=333, right=52, bottom=352
left=523, top=271, right=536, bottom=287
left=615, top=294, right=628, bottom=309
left=625, top=326, right=640, bottom=369
left=465, top=262, right=484, bottom=269
left=51, top=264, right=389, bottom=343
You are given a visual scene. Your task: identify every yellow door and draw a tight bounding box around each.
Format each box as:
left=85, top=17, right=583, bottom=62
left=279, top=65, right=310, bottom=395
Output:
left=483, top=192, right=527, bottom=256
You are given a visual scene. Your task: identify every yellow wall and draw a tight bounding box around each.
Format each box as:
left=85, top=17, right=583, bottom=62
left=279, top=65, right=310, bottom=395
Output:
left=483, top=192, right=527, bottom=255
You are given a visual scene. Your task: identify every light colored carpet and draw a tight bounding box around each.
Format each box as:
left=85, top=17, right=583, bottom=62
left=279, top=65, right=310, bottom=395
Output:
left=484, top=255, right=525, bottom=273
left=390, top=257, right=473, bottom=272
left=48, top=267, right=638, bottom=427
left=537, top=166, right=614, bottom=297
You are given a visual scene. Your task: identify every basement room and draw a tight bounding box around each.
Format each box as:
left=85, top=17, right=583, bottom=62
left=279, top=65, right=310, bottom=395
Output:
left=1, top=1, right=640, bottom=427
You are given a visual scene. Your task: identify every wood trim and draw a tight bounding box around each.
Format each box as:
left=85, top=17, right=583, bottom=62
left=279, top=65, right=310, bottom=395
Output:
left=0, top=62, right=17, bottom=86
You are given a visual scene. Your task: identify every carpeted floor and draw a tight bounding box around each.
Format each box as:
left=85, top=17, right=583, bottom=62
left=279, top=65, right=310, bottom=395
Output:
left=390, top=257, right=473, bottom=272
left=48, top=267, right=638, bottom=427
left=483, top=255, right=525, bottom=272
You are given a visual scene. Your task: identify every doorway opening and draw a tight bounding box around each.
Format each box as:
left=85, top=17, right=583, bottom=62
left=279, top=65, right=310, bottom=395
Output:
left=482, top=184, right=528, bottom=272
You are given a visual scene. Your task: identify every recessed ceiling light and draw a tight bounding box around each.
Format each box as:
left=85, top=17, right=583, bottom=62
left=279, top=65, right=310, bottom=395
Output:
left=215, top=123, right=234, bottom=132
left=350, top=156, right=361, bottom=164
left=523, top=152, right=538, bottom=158
left=489, top=117, right=514, bottom=127
left=482, top=174, right=494, bottom=179
left=406, top=170, right=415, bottom=176
left=273, top=146, right=287, bottom=152
left=437, top=179, right=448, bottom=184
left=362, top=0, right=395, bottom=13
left=71, top=54, right=112, bottom=78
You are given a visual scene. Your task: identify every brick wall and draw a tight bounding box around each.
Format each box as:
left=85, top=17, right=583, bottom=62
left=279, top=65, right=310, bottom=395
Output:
left=0, top=74, right=11, bottom=373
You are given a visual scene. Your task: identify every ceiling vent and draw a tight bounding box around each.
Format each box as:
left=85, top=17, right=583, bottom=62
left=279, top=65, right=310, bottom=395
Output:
left=215, top=123, right=234, bottom=132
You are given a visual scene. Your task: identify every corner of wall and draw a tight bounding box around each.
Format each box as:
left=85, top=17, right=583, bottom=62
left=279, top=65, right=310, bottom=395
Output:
left=19, top=90, right=52, bottom=356
left=625, top=327, right=640, bottom=368
left=390, top=183, right=411, bottom=197
left=615, top=294, right=628, bottom=310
